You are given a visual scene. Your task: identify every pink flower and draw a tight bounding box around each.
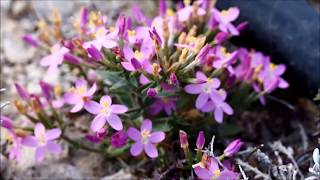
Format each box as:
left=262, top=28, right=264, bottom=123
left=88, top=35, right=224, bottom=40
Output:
left=193, top=156, right=239, bottom=180
left=200, top=89, right=233, bottom=123
left=149, top=96, right=177, bottom=116
left=127, top=119, right=165, bottom=158
left=90, top=95, right=128, bottom=132
left=213, top=46, right=238, bottom=69
left=184, top=71, right=221, bottom=110
left=120, top=44, right=153, bottom=73
left=111, top=131, right=128, bottom=148
left=177, top=3, right=206, bottom=22
left=40, top=44, right=70, bottom=73
left=64, top=79, right=98, bottom=113
left=211, top=7, right=240, bottom=35
left=82, top=27, right=118, bottom=50
left=22, top=123, right=62, bottom=163
left=1, top=116, right=23, bottom=161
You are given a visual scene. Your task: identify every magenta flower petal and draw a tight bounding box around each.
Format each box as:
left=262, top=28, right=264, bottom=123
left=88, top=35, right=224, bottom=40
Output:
left=274, top=65, right=286, bottom=75
left=1, top=116, right=13, bottom=130
left=76, top=79, right=87, bottom=88
left=149, top=132, right=165, bottom=143
left=149, top=100, right=163, bottom=115
left=211, top=78, right=221, bottom=88
left=279, top=78, right=289, bottom=89
left=63, top=92, right=81, bottom=104
left=127, top=127, right=141, bottom=141
left=201, top=101, right=215, bottom=112
left=91, top=114, right=107, bottom=132
left=221, top=102, right=233, bottom=115
left=70, top=101, right=84, bottom=113
left=184, top=84, right=202, bottom=94
left=196, top=93, right=209, bottom=109
left=100, top=95, right=112, bottom=105
left=214, top=107, right=223, bottom=123
left=84, top=101, right=101, bottom=114
left=39, top=81, right=53, bottom=101
left=46, top=141, right=62, bottom=154
left=22, top=136, right=38, bottom=147
left=224, top=7, right=240, bottom=22
left=121, top=62, right=136, bottom=71
left=45, top=128, right=61, bottom=141
left=107, top=114, right=123, bottom=131
left=209, top=90, right=223, bottom=102
left=86, top=83, right=97, bottom=96
left=227, top=23, right=239, bottom=36
left=141, top=119, right=152, bottom=131
left=111, top=131, right=127, bottom=148
left=144, top=143, right=158, bottom=158
left=35, top=123, right=45, bottom=139
left=52, top=99, right=64, bottom=109
left=196, top=71, right=208, bottom=82
left=194, top=167, right=212, bottom=180
left=110, top=105, right=128, bottom=114
left=15, top=83, right=29, bottom=100
left=130, top=141, right=144, bottom=156
left=35, top=146, right=46, bottom=163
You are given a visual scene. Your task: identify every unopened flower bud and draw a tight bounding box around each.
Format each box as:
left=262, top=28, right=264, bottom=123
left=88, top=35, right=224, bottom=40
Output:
left=131, top=58, right=142, bottom=70
left=179, top=130, right=189, bottom=149
left=152, top=63, right=160, bottom=77
left=147, top=88, right=157, bottom=97
left=14, top=100, right=26, bottom=114
left=111, top=131, right=128, bottom=148
left=30, top=95, right=44, bottom=113
left=236, top=21, right=249, bottom=33
left=87, top=45, right=103, bottom=61
left=15, top=83, right=29, bottom=101
left=96, top=128, right=107, bottom=139
left=196, top=131, right=205, bottom=150
left=214, top=32, right=229, bottom=44
left=224, top=139, right=244, bottom=157
left=169, top=73, right=178, bottom=86
left=22, top=35, right=39, bottom=47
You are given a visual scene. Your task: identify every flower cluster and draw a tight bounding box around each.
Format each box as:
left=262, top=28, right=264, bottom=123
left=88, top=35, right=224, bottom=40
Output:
left=179, top=130, right=244, bottom=179
left=3, top=0, right=289, bottom=178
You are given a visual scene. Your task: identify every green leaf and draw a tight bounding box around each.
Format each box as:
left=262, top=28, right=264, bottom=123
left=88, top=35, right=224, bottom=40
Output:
left=107, top=144, right=130, bottom=156
left=153, top=120, right=173, bottom=132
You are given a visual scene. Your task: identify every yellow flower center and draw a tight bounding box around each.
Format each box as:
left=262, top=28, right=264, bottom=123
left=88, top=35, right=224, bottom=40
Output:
left=166, top=9, right=175, bottom=16
left=38, top=132, right=46, bottom=145
left=221, top=10, right=229, bottom=17
left=127, top=30, right=136, bottom=37
left=141, top=129, right=151, bottom=144
left=134, top=50, right=144, bottom=60
left=95, top=28, right=106, bottom=38
left=269, top=63, right=276, bottom=71
left=77, top=87, right=86, bottom=94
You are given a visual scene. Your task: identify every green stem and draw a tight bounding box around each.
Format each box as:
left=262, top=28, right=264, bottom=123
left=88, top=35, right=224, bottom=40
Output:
left=61, top=135, right=103, bottom=154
